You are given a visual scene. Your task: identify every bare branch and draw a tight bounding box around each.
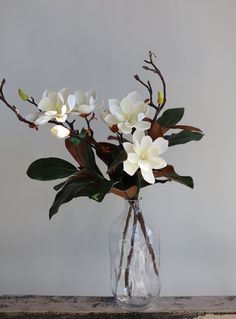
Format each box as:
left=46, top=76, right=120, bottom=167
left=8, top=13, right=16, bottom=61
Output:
left=0, top=79, right=37, bottom=128
left=143, top=51, right=167, bottom=120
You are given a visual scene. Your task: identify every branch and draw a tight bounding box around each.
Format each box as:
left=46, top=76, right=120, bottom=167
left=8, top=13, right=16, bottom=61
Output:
left=27, top=97, right=38, bottom=108
left=134, top=74, right=158, bottom=112
left=143, top=51, right=167, bottom=120
left=0, top=79, right=37, bottom=128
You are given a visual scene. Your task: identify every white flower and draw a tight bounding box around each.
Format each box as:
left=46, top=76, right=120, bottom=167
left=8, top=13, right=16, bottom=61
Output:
left=123, top=130, right=168, bottom=184
left=67, top=90, right=102, bottom=115
left=103, top=91, right=151, bottom=134
left=26, top=88, right=72, bottom=125
left=51, top=125, right=70, bottom=139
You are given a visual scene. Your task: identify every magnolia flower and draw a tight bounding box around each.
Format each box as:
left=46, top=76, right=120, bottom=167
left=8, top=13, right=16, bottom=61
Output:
left=26, top=88, right=72, bottom=125
left=123, top=130, right=168, bottom=184
left=67, top=90, right=102, bottom=115
left=103, top=91, right=151, bottom=134
left=51, top=125, right=70, bottom=139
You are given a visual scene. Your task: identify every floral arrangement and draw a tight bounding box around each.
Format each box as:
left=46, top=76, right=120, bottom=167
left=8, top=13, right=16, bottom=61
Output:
left=0, top=52, right=203, bottom=219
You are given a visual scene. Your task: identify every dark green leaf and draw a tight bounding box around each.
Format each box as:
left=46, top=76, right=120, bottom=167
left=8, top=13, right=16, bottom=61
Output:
left=168, top=173, right=194, bottom=188
left=49, top=182, right=90, bottom=219
left=157, top=108, right=184, bottom=126
left=27, top=157, right=78, bottom=181
left=153, top=165, right=194, bottom=189
left=165, top=130, right=203, bottom=146
left=50, top=168, right=113, bottom=218
left=65, top=138, right=103, bottom=177
left=54, top=181, right=67, bottom=191
left=70, top=130, right=87, bottom=145
left=74, top=180, right=112, bottom=202
left=108, top=149, right=127, bottom=173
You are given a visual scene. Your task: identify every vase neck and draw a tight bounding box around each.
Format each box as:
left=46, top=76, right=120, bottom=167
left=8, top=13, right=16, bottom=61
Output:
left=124, top=198, right=142, bottom=215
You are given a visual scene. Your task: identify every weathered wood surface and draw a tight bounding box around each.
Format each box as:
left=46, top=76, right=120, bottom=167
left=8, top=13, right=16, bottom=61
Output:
left=0, top=296, right=236, bottom=319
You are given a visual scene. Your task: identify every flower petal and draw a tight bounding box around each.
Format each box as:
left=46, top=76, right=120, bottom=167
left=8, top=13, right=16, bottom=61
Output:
left=104, top=113, right=118, bottom=125
left=56, top=114, right=67, bottom=122
left=141, top=168, right=155, bottom=184
left=128, top=152, right=139, bottom=164
left=117, top=122, right=132, bottom=134
left=109, top=104, right=124, bottom=121
left=127, top=91, right=143, bottom=105
left=108, top=98, right=120, bottom=107
left=77, top=104, right=94, bottom=114
left=140, top=135, right=153, bottom=150
left=38, top=97, right=55, bottom=112
left=68, top=94, right=76, bottom=111
left=132, top=130, right=145, bottom=144
left=86, top=90, right=96, bottom=102
left=58, top=88, right=69, bottom=103
left=134, top=120, right=151, bottom=131
left=153, top=137, right=169, bottom=154
left=61, top=104, right=67, bottom=115
left=35, top=115, right=51, bottom=125
left=123, top=142, right=134, bottom=154
left=75, top=90, right=87, bottom=105
left=149, top=156, right=167, bottom=169
left=123, top=160, right=139, bottom=176
left=138, top=159, right=151, bottom=172
left=44, top=110, right=57, bottom=116
left=26, top=112, right=40, bottom=122
left=134, top=101, right=148, bottom=115
left=120, top=97, right=133, bottom=114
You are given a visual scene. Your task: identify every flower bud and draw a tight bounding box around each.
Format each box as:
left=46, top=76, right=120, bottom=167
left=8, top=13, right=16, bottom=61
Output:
left=157, top=91, right=164, bottom=105
left=51, top=125, right=70, bottom=139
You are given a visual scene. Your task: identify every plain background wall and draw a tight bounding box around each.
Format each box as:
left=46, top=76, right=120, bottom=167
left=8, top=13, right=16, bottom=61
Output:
left=0, top=0, right=235, bottom=296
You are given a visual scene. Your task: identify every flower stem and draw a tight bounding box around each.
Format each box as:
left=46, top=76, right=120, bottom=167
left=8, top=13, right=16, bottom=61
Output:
left=117, top=205, right=132, bottom=282
left=137, top=212, right=159, bottom=277
left=124, top=207, right=138, bottom=297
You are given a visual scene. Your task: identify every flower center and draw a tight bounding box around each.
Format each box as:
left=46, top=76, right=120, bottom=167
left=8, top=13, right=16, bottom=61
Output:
left=140, top=152, right=147, bottom=160
left=125, top=113, right=132, bottom=121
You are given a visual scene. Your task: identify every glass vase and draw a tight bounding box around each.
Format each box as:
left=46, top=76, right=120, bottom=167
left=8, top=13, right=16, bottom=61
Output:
left=109, top=198, right=160, bottom=309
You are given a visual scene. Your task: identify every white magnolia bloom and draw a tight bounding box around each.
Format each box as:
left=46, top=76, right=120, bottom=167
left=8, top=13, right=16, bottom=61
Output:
left=103, top=91, right=151, bottom=134
left=51, top=125, right=70, bottom=139
left=123, top=130, right=168, bottom=184
left=67, top=90, right=102, bottom=115
left=26, top=88, right=72, bottom=125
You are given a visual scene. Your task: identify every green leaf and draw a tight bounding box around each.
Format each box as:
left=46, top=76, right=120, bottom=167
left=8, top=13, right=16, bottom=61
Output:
left=108, top=149, right=127, bottom=173
left=165, top=130, right=203, bottom=146
left=18, top=89, right=29, bottom=101
left=27, top=157, right=78, bottom=181
left=84, top=180, right=112, bottom=202
left=168, top=173, right=194, bottom=189
left=70, top=130, right=87, bottom=146
left=50, top=168, right=113, bottom=218
left=65, top=138, right=103, bottom=177
left=153, top=165, right=194, bottom=189
left=157, top=108, right=184, bottom=126
left=49, top=181, right=90, bottom=219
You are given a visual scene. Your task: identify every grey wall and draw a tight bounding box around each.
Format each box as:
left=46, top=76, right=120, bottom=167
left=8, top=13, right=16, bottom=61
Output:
left=0, top=0, right=235, bottom=296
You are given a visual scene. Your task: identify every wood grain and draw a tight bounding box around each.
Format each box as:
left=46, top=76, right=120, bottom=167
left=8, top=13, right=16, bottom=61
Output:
left=0, top=296, right=236, bottom=319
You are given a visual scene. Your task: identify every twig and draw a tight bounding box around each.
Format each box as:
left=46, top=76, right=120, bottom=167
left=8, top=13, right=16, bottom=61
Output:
left=125, top=208, right=138, bottom=297
left=137, top=212, right=159, bottom=277
left=0, top=79, right=36, bottom=127
left=27, top=97, right=38, bottom=108
left=134, top=74, right=158, bottom=112
left=143, top=51, right=167, bottom=121
left=117, top=205, right=132, bottom=282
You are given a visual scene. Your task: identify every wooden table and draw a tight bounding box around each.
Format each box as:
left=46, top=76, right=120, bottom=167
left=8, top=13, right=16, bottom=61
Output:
left=0, top=296, right=236, bottom=318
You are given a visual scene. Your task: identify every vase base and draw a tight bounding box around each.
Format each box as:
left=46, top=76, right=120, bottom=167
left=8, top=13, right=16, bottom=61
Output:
left=115, top=295, right=153, bottom=310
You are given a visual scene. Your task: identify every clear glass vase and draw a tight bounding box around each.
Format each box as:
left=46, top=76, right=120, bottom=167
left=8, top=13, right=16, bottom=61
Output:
left=109, top=198, right=161, bottom=309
